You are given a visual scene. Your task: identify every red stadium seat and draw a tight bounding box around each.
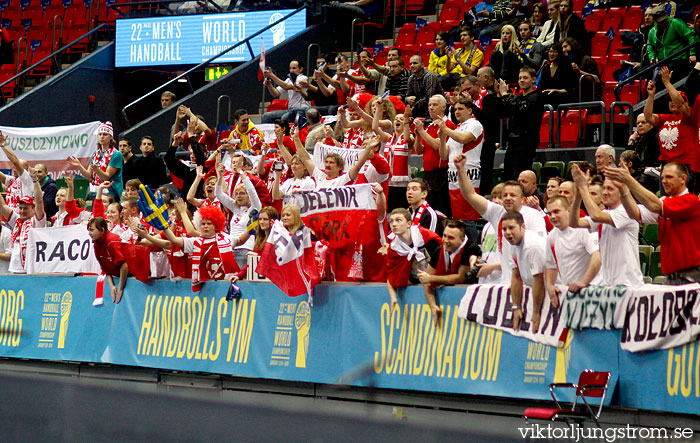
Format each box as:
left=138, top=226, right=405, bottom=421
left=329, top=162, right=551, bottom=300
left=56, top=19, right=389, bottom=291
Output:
left=602, top=82, right=616, bottom=107
left=482, top=39, right=498, bottom=64
left=26, top=24, right=45, bottom=42
left=619, top=83, right=641, bottom=105
left=2, top=5, right=23, bottom=24
left=439, top=1, right=463, bottom=27
left=590, top=35, right=609, bottom=58
left=539, top=111, right=557, bottom=149
left=0, top=65, right=18, bottom=98
left=29, top=44, right=53, bottom=75
left=584, top=14, right=602, bottom=32
left=266, top=99, right=288, bottom=111
left=21, top=4, right=43, bottom=25
left=620, top=8, right=642, bottom=31
left=394, top=26, right=416, bottom=49
left=64, top=20, right=88, bottom=53
left=44, top=4, right=64, bottom=21
left=560, top=110, right=587, bottom=147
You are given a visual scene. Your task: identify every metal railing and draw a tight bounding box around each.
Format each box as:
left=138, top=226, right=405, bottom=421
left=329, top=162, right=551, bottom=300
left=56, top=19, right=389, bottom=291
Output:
left=609, top=101, right=634, bottom=146
left=121, top=5, right=307, bottom=127
left=216, top=95, right=232, bottom=128
left=543, top=104, right=554, bottom=149
left=613, top=41, right=699, bottom=101
left=0, top=23, right=108, bottom=104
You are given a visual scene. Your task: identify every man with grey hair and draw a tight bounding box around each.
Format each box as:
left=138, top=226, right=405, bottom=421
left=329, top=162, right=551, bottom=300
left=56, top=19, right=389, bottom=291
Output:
left=304, top=108, right=325, bottom=150
left=414, top=94, right=455, bottom=217
left=595, top=144, right=616, bottom=176
left=406, top=55, right=441, bottom=118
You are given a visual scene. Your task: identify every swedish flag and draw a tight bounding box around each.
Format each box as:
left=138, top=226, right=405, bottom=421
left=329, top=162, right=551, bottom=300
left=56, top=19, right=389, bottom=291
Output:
left=138, top=185, right=170, bottom=231
left=581, top=0, right=595, bottom=18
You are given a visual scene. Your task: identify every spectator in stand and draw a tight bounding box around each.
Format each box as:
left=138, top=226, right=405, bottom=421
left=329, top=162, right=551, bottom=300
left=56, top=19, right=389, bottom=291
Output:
left=569, top=164, right=643, bottom=287
left=262, top=59, right=311, bottom=124
left=51, top=176, right=91, bottom=227
left=214, top=160, right=262, bottom=268
left=175, top=106, right=217, bottom=152
left=367, top=47, right=401, bottom=76
left=501, top=210, right=546, bottom=332
left=165, top=130, right=207, bottom=201
left=226, top=109, right=265, bottom=153
left=528, top=2, right=547, bottom=37
left=161, top=91, right=176, bottom=109
left=476, top=66, right=503, bottom=195
left=445, top=27, right=484, bottom=87
left=479, top=0, right=523, bottom=38
left=518, top=170, right=544, bottom=209
left=34, top=163, right=58, bottom=219
left=489, top=25, right=523, bottom=85
left=406, top=178, right=443, bottom=236
left=218, top=152, right=272, bottom=207
left=516, top=21, right=545, bottom=71
left=558, top=180, right=575, bottom=204
left=437, top=97, right=483, bottom=242
left=187, top=166, right=221, bottom=210
left=160, top=204, right=239, bottom=291
left=374, top=101, right=414, bottom=212
left=88, top=217, right=150, bottom=302
left=119, top=138, right=140, bottom=185
left=302, top=55, right=340, bottom=116
left=385, top=208, right=442, bottom=313
left=338, top=50, right=378, bottom=96
left=647, top=6, right=697, bottom=80
left=536, top=0, right=560, bottom=49
left=227, top=206, right=280, bottom=282
left=544, top=176, right=563, bottom=207
left=68, top=121, right=122, bottom=201
left=135, top=136, right=169, bottom=190
left=560, top=38, right=601, bottom=102
left=538, top=44, right=576, bottom=107
left=556, top=0, right=589, bottom=54
left=0, top=168, right=45, bottom=274
left=456, top=156, right=547, bottom=288
left=303, top=108, right=325, bottom=150
left=628, top=113, right=661, bottom=168
left=544, top=196, right=601, bottom=305
left=415, top=94, right=455, bottom=217
left=328, top=0, right=381, bottom=20
left=380, top=56, right=410, bottom=101
left=594, top=144, right=616, bottom=177
left=295, top=131, right=372, bottom=188
left=92, top=181, right=131, bottom=241
left=476, top=183, right=504, bottom=284
left=429, top=32, right=453, bottom=90
left=497, top=66, right=544, bottom=180
left=644, top=66, right=700, bottom=192
left=607, top=162, right=700, bottom=284
left=619, top=150, right=657, bottom=193
left=588, top=179, right=605, bottom=211
left=271, top=152, right=315, bottom=200
left=418, top=220, right=478, bottom=326
left=406, top=55, right=441, bottom=118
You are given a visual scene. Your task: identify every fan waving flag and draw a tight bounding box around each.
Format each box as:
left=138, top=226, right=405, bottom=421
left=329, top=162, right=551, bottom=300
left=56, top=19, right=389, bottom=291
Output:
left=258, top=40, right=266, bottom=81
left=256, top=221, right=321, bottom=297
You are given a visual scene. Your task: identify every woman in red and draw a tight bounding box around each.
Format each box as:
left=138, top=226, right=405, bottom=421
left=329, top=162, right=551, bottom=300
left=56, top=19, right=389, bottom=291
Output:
left=88, top=217, right=150, bottom=303
left=384, top=208, right=441, bottom=314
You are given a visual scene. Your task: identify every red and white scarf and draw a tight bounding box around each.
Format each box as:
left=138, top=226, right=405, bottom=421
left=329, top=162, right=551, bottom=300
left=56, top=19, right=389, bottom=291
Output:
left=5, top=176, right=24, bottom=211
left=10, top=216, right=36, bottom=267
left=190, top=233, right=238, bottom=291
left=390, top=225, right=429, bottom=262
left=89, top=146, right=117, bottom=186
left=412, top=201, right=430, bottom=226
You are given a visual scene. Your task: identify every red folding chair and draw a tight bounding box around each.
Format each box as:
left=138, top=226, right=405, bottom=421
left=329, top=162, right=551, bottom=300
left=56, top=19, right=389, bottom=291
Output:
left=524, top=370, right=612, bottom=427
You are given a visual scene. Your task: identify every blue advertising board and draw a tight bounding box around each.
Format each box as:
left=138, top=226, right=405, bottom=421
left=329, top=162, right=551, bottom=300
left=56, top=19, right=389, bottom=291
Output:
left=114, top=9, right=306, bottom=67
left=0, top=275, right=696, bottom=414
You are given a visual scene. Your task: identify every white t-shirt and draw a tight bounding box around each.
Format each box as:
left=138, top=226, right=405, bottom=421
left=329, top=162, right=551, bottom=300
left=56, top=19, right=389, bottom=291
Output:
left=482, top=201, right=547, bottom=284
left=8, top=212, right=47, bottom=273
left=276, top=75, right=310, bottom=110
left=585, top=204, right=644, bottom=287
left=0, top=227, right=11, bottom=274
left=280, top=176, right=316, bottom=196
left=509, top=230, right=546, bottom=287
left=479, top=222, right=502, bottom=284
left=545, top=227, right=599, bottom=285
left=311, top=168, right=352, bottom=188
left=447, top=117, right=483, bottom=190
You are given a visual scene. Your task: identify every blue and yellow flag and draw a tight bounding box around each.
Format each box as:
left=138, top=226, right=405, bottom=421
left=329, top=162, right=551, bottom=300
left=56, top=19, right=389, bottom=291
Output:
left=137, top=185, right=170, bottom=231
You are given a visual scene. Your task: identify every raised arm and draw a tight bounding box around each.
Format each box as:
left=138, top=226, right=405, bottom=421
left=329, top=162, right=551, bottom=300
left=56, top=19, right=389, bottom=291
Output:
left=605, top=166, right=660, bottom=216
left=643, top=80, right=660, bottom=127
left=162, top=226, right=185, bottom=248
left=241, top=173, right=262, bottom=211
left=438, top=126, right=449, bottom=161
left=455, top=154, right=488, bottom=214
left=572, top=164, right=612, bottom=225
left=175, top=199, right=199, bottom=236
left=0, top=138, right=25, bottom=176
left=272, top=169, right=284, bottom=200
left=372, top=101, right=391, bottom=142
left=414, top=119, right=440, bottom=150
left=348, top=143, right=373, bottom=181
left=31, top=170, right=44, bottom=220
left=293, top=130, right=316, bottom=175
left=187, top=166, right=206, bottom=208
left=0, top=189, right=12, bottom=220
left=660, top=66, right=691, bottom=117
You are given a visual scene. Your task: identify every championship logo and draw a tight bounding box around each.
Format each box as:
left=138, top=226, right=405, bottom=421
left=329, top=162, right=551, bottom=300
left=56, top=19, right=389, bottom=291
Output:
left=295, top=301, right=310, bottom=368
left=57, top=291, right=72, bottom=349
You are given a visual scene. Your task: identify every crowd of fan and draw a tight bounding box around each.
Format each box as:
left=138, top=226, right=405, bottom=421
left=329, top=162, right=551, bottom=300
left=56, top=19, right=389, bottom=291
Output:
left=0, top=1, right=698, bottom=330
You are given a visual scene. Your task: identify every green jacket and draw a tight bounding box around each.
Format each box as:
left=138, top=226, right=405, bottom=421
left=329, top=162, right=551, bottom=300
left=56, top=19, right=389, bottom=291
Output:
left=647, top=18, right=697, bottom=62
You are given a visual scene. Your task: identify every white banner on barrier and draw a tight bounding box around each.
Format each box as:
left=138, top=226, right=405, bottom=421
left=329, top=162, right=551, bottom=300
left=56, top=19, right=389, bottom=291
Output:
left=0, top=121, right=100, bottom=179
left=564, top=285, right=631, bottom=330
left=26, top=225, right=101, bottom=275
left=620, top=283, right=700, bottom=353
left=458, top=284, right=568, bottom=348
left=312, top=142, right=361, bottom=173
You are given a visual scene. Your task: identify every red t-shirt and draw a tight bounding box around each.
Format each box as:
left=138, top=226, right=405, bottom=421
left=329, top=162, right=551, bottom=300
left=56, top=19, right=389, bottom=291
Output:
left=421, top=117, right=455, bottom=171
left=93, top=231, right=151, bottom=282
left=657, top=113, right=700, bottom=172
left=659, top=193, right=700, bottom=274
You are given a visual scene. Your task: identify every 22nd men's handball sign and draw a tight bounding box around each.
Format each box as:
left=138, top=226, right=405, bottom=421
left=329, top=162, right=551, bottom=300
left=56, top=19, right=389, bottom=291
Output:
left=114, top=9, right=306, bottom=67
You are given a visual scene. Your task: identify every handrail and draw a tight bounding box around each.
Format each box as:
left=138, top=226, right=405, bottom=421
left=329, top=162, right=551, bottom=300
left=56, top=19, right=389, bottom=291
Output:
left=216, top=95, right=231, bottom=128
left=543, top=104, right=554, bottom=149
left=52, top=15, right=64, bottom=52
left=350, top=18, right=361, bottom=66
left=556, top=101, right=605, bottom=148
left=306, top=43, right=320, bottom=77
left=613, top=41, right=699, bottom=100
left=121, top=5, right=307, bottom=127
left=0, top=23, right=108, bottom=104
left=577, top=74, right=597, bottom=104
left=609, top=101, right=634, bottom=147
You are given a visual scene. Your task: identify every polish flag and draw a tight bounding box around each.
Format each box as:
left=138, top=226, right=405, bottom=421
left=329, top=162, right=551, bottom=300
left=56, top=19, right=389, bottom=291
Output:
left=258, top=40, right=266, bottom=81
left=256, top=220, right=321, bottom=297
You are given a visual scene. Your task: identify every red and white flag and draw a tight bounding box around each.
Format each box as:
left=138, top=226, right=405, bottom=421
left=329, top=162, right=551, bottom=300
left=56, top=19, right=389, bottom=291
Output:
left=258, top=40, right=266, bottom=81
left=256, top=221, right=321, bottom=297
